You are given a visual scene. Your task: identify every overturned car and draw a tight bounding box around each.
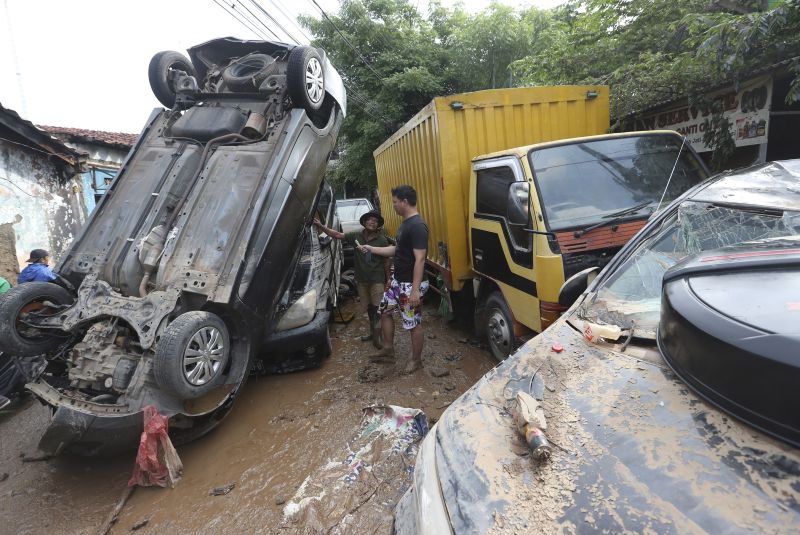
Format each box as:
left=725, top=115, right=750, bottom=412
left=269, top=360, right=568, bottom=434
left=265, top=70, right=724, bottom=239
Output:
left=0, top=38, right=346, bottom=455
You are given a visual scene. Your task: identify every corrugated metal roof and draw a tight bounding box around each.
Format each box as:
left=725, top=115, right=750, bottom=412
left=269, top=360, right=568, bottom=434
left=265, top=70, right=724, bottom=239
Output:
left=0, top=103, right=82, bottom=165
left=39, top=125, right=137, bottom=148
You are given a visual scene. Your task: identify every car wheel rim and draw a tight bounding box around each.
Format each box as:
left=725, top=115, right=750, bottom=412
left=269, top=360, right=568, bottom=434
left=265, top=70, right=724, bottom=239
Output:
left=487, top=309, right=511, bottom=359
left=183, top=326, right=226, bottom=386
left=305, top=58, right=324, bottom=104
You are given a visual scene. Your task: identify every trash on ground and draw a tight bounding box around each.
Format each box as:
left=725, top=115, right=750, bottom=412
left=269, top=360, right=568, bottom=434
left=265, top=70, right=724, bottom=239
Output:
left=131, top=519, right=149, bottom=531
left=281, top=405, right=428, bottom=533
left=209, top=483, right=236, bottom=496
left=128, top=405, right=183, bottom=488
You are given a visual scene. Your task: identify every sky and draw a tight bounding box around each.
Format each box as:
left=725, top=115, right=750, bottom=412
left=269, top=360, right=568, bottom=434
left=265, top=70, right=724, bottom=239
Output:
left=0, top=0, right=563, bottom=134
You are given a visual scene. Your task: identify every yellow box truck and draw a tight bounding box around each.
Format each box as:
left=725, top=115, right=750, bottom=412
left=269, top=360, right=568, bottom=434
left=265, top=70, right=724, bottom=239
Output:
left=374, top=87, right=708, bottom=360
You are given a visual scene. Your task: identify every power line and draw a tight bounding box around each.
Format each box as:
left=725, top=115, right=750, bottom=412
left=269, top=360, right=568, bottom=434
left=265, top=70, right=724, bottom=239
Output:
left=247, top=0, right=307, bottom=44
left=229, top=0, right=284, bottom=40
left=307, top=0, right=384, bottom=83
left=263, top=0, right=315, bottom=43
left=212, top=0, right=277, bottom=40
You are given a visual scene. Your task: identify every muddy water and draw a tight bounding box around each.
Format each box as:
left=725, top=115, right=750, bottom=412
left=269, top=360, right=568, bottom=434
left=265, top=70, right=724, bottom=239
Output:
left=0, top=300, right=495, bottom=534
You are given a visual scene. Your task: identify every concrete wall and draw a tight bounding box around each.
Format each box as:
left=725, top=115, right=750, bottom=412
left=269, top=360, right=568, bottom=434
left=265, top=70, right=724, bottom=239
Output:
left=0, top=139, right=87, bottom=283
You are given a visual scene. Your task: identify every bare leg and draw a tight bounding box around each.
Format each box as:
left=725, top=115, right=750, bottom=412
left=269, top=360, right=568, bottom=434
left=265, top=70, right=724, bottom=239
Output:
left=381, top=312, right=394, bottom=351
left=369, top=313, right=395, bottom=362
left=410, top=325, right=423, bottom=360
left=405, top=325, right=424, bottom=373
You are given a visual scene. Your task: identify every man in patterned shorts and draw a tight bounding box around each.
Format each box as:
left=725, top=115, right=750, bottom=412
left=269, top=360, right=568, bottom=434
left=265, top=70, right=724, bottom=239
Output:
left=359, top=185, right=429, bottom=373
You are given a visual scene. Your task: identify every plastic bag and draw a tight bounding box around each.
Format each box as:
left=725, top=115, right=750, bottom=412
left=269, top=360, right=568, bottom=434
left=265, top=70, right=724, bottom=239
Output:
left=128, top=405, right=183, bottom=488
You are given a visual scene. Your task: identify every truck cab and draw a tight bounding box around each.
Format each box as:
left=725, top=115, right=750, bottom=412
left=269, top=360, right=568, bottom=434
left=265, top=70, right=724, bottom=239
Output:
left=469, top=131, right=708, bottom=359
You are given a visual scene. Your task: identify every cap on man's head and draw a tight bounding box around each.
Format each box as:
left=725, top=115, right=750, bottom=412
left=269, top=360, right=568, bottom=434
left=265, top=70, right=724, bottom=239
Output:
left=26, top=249, right=50, bottom=263
left=359, top=210, right=385, bottom=228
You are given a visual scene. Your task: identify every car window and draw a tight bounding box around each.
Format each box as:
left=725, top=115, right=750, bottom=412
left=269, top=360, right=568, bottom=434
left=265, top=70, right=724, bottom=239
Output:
left=475, top=165, right=532, bottom=253
left=529, top=134, right=707, bottom=230
left=578, top=201, right=800, bottom=338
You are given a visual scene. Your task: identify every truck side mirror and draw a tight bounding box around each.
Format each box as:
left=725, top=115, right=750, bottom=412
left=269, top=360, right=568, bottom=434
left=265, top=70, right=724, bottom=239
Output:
left=507, top=182, right=530, bottom=226
left=558, top=266, right=600, bottom=306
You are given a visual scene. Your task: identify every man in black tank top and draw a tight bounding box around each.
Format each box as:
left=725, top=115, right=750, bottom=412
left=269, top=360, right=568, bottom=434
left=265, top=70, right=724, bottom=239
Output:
left=359, top=185, right=429, bottom=373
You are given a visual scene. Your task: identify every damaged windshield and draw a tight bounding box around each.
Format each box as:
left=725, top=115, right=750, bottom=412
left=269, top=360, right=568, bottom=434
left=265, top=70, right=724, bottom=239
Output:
left=579, top=201, right=800, bottom=338
left=530, top=134, right=707, bottom=230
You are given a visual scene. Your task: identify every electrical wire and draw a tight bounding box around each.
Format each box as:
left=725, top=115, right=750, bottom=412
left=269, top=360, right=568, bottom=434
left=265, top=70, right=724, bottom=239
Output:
left=307, top=0, right=384, bottom=83
left=229, top=0, right=284, bottom=40
left=246, top=0, right=307, bottom=44
left=262, top=0, right=315, bottom=43
left=212, top=0, right=277, bottom=40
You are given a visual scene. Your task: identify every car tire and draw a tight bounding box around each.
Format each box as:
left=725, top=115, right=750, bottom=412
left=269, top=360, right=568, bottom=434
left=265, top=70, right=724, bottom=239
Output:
left=287, top=46, right=325, bottom=112
left=485, top=292, right=516, bottom=361
left=153, top=311, right=231, bottom=399
left=222, top=53, right=275, bottom=91
left=148, top=51, right=196, bottom=108
left=0, top=282, right=73, bottom=357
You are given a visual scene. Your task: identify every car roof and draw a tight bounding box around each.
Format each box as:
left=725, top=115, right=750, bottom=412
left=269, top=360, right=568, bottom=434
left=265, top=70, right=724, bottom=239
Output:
left=689, top=159, right=800, bottom=211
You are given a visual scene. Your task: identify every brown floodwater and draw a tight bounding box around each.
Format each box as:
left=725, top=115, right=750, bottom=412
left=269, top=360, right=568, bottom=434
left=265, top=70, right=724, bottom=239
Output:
left=0, top=300, right=495, bottom=535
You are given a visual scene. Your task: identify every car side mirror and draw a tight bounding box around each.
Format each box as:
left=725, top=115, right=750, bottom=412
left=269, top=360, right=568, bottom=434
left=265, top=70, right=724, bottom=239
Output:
left=558, top=266, right=600, bottom=307
left=507, top=182, right=530, bottom=226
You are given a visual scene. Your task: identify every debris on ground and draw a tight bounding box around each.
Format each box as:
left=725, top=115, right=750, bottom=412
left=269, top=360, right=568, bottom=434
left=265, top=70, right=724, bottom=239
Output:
left=209, top=483, right=236, bottom=496
left=21, top=454, right=52, bottom=463
left=357, top=365, right=386, bottom=383
left=0, top=473, right=8, bottom=482
left=428, top=366, right=450, bottom=378
left=281, top=405, right=429, bottom=533
left=131, top=519, right=149, bottom=531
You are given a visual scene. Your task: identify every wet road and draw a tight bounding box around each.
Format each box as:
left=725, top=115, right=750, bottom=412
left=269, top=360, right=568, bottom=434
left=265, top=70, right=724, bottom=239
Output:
left=0, top=300, right=495, bottom=534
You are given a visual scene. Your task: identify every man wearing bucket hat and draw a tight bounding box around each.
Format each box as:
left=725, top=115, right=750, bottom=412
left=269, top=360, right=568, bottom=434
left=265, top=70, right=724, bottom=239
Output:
left=17, top=249, right=58, bottom=284
left=313, top=210, right=391, bottom=347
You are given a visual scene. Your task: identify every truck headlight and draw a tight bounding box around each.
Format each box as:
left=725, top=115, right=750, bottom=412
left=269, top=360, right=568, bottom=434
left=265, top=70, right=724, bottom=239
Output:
left=276, top=289, right=318, bottom=331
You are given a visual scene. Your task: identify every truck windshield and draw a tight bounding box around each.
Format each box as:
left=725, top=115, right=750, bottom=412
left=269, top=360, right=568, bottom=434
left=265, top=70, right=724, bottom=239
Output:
left=529, top=134, right=707, bottom=231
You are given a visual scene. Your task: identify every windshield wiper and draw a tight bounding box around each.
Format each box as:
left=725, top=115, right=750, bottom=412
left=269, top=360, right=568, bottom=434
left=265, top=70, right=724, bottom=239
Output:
left=573, top=201, right=652, bottom=238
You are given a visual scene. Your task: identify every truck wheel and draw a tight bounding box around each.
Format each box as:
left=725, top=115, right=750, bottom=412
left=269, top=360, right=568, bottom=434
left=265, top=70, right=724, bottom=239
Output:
left=485, top=292, right=516, bottom=361
left=154, top=311, right=230, bottom=399
left=287, top=46, right=325, bottom=112
left=0, top=282, right=73, bottom=357
left=148, top=51, right=196, bottom=108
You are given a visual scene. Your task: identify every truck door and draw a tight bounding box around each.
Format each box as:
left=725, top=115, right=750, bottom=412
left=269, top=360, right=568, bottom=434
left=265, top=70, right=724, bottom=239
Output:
left=470, top=158, right=539, bottom=331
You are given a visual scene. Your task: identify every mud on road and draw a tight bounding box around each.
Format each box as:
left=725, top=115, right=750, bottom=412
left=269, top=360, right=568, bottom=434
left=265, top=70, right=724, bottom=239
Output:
left=0, top=298, right=495, bottom=534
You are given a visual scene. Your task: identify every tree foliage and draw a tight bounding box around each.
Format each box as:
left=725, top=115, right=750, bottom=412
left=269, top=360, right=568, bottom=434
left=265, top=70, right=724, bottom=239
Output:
left=301, top=0, right=800, bottom=189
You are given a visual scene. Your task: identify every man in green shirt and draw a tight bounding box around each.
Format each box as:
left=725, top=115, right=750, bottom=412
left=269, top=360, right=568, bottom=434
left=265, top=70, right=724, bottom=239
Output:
left=0, top=277, right=11, bottom=295
left=314, top=210, right=391, bottom=347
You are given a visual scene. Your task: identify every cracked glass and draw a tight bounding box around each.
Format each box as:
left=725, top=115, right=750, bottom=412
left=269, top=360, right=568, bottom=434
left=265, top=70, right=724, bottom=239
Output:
left=579, top=201, right=800, bottom=339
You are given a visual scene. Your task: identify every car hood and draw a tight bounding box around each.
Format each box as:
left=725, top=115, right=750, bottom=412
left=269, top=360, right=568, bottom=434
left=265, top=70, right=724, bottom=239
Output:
left=433, top=318, right=800, bottom=533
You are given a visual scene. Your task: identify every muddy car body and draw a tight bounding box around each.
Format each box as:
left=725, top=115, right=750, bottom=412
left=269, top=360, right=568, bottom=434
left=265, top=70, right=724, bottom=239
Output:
left=395, top=160, right=800, bottom=533
left=0, top=38, right=346, bottom=455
